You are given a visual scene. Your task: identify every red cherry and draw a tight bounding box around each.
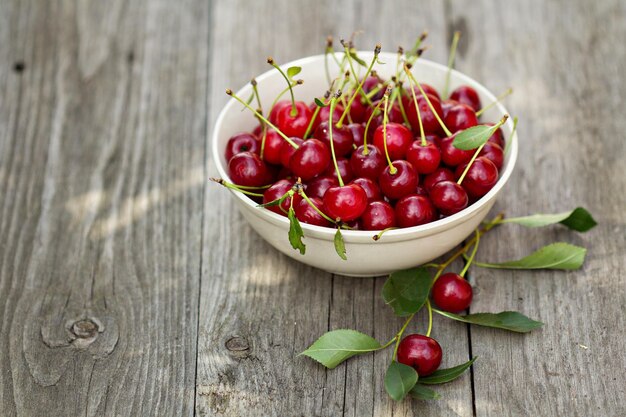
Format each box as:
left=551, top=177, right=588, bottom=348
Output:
left=487, top=125, right=505, bottom=149
left=262, top=129, right=287, bottom=165
left=252, top=124, right=263, bottom=138
left=449, top=85, right=482, bottom=112
left=306, top=176, right=338, bottom=199
left=423, top=167, right=455, bottom=193
left=441, top=99, right=459, bottom=119
left=262, top=179, right=296, bottom=215
left=405, top=84, right=441, bottom=101
left=279, top=137, right=304, bottom=168
left=430, top=181, right=468, bottom=215
left=362, top=76, right=384, bottom=100
left=479, top=142, right=504, bottom=170
left=295, top=197, right=331, bottom=227
left=225, top=132, right=260, bottom=161
left=349, top=98, right=367, bottom=123
left=228, top=152, right=272, bottom=186
left=289, top=139, right=331, bottom=181
left=323, top=184, right=368, bottom=222
left=431, top=273, right=473, bottom=312
left=404, top=93, right=444, bottom=136
left=348, top=123, right=365, bottom=147
left=323, top=158, right=354, bottom=183
left=379, top=160, right=418, bottom=200
left=455, top=157, right=499, bottom=198
left=444, top=103, right=478, bottom=133
left=406, top=141, right=441, bottom=175
left=415, top=185, right=428, bottom=196
left=396, top=334, right=443, bottom=376
left=440, top=134, right=475, bottom=167
left=308, top=102, right=343, bottom=133
left=373, top=122, right=413, bottom=161
left=313, top=121, right=354, bottom=156
left=350, top=145, right=386, bottom=180
left=272, top=101, right=313, bottom=138
left=364, top=100, right=403, bottom=135
left=268, top=100, right=291, bottom=123
left=350, top=177, right=382, bottom=202
left=395, top=194, right=437, bottom=227
left=360, top=200, right=396, bottom=230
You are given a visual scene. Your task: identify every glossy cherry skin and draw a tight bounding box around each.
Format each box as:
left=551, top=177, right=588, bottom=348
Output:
left=440, top=134, right=475, bottom=167
left=396, top=334, right=443, bottom=376
left=262, top=179, right=296, bottom=215
left=362, top=76, right=384, bottom=100
left=349, top=97, right=368, bottom=123
left=455, top=157, right=499, bottom=198
left=444, top=103, right=478, bottom=133
left=373, top=122, right=413, bottom=161
left=415, top=185, right=428, bottom=196
left=306, top=176, right=338, bottom=199
left=364, top=101, right=403, bottom=137
left=405, top=84, right=441, bottom=101
left=308, top=102, right=343, bottom=133
left=487, top=125, right=505, bottom=149
left=406, top=141, right=441, bottom=175
left=350, top=177, right=382, bottom=202
left=313, top=121, right=354, bottom=157
left=423, top=167, right=455, bottom=193
left=348, top=123, right=365, bottom=147
left=228, top=152, right=273, bottom=187
left=279, top=137, right=304, bottom=168
left=432, top=273, right=473, bottom=312
left=262, top=129, right=287, bottom=165
left=395, top=194, right=437, bottom=227
left=271, top=100, right=313, bottom=138
left=360, top=200, right=396, bottom=230
left=323, top=184, right=368, bottom=222
left=404, top=93, right=445, bottom=136
left=449, top=85, right=482, bottom=112
left=441, top=99, right=460, bottom=119
left=324, top=158, right=354, bottom=183
left=379, top=160, right=418, bottom=200
left=225, top=132, right=260, bottom=161
left=350, top=145, right=386, bottom=180
left=289, top=139, right=331, bottom=181
left=295, top=196, right=331, bottom=227
left=478, top=142, right=504, bottom=170
left=430, top=181, right=469, bottom=215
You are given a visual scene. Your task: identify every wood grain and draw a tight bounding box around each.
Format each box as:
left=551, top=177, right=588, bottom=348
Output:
left=0, top=0, right=208, bottom=415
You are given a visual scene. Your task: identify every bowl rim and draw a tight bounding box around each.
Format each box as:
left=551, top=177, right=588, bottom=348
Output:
left=211, top=52, right=518, bottom=243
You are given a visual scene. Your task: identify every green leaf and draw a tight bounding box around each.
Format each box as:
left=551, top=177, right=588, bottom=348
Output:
left=314, top=97, right=329, bottom=107
left=452, top=124, right=498, bottom=150
left=409, top=384, right=441, bottom=400
left=349, top=49, right=367, bottom=66
left=287, top=66, right=301, bottom=80
left=435, top=310, right=543, bottom=333
left=300, top=329, right=381, bottom=369
left=257, top=192, right=289, bottom=208
left=382, top=267, right=432, bottom=317
left=419, top=357, right=477, bottom=385
left=475, top=242, right=586, bottom=270
left=288, top=207, right=305, bottom=255
left=334, top=228, right=347, bottom=260
left=503, top=207, right=597, bottom=232
left=384, top=361, right=418, bottom=401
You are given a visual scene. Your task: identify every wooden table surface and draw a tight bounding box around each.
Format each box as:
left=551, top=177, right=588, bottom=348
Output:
left=1, top=0, right=625, bottom=416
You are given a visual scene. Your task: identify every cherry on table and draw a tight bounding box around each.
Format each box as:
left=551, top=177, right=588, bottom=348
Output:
left=449, top=85, right=482, bottom=112
left=379, top=160, right=418, bottom=200
left=444, top=103, right=478, bottom=133
left=306, top=175, right=338, bottom=199
left=396, top=334, right=443, bottom=376
left=430, top=181, right=468, bottom=215
left=322, top=183, right=368, bottom=222
left=395, top=194, right=437, bottom=227
left=350, top=177, right=382, bottom=202
left=295, top=196, right=331, bottom=227
left=373, top=122, right=413, bottom=161
left=350, top=145, right=386, bottom=180
left=228, top=151, right=273, bottom=187
left=406, top=140, right=441, bottom=175
left=225, top=132, right=260, bottom=161
left=313, top=121, right=354, bottom=156
left=431, top=272, right=473, bottom=312
left=360, top=200, right=396, bottom=230
left=423, top=167, right=455, bottom=193
left=271, top=100, right=313, bottom=138
left=455, top=157, right=499, bottom=198
left=289, top=138, right=331, bottom=181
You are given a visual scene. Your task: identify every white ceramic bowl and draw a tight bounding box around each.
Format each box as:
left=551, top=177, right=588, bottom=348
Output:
left=212, top=52, right=518, bottom=277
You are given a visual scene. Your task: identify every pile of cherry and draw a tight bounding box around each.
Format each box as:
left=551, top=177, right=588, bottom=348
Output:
left=224, top=57, right=507, bottom=231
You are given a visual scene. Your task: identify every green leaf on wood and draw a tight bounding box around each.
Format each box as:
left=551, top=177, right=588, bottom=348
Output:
left=452, top=124, right=498, bottom=150
left=300, top=329, right=381, bottom=369
left=288, top=207, right=305, bottom=255
left=382, top=267, right=432, bottom=317
left=409, top=384, right=441, bottom=400
left=384, top=361, right=418, bottom=401
left=475, top=242, right=586, bottom=270
left=502, top=207, right=597, bottom=232
left=419, top=357, right=477, bottom=385
left=334, top=228, right=347, bottom=260
left=287, top=66, right=301, bottom=80
left=435, top=310, right=543, bottom=333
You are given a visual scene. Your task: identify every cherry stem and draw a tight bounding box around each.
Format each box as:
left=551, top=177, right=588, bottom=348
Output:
left=328, top=96, right=344, bottom=186
left=304, top=104, right=322, bottom=139
left=404, top=67, right=453, bottom=137
left=405, top=65, right=427, bottom=146
left=459, top=230, right=480, bottom=277
left=210, top=178, right=267, bottom=197
left=336, top=44, right=381, bottom=128
left=381, top=92, right=397, bottom=175
left=372, top=227, right=398, bottom=241
left=341, top=40, right=373, bottom=106
left=362, top=96, right=386, bottom=154
left=395, top=85, right=412, bottom=128
left=504, top=116, right=518, bottom=156
left=425, top=300, right=433, bottom=337
left=269, top=81, right=300, bottom=118
left=457, top=115, right=509, bottom=185
left=365, top=82, right=385, bottom=99
left=250, top=79, right=269, bottom=159
left=392, top=313, right=416, bottom=361
left=408, top=30, right=428, bottom=58
left=443, top=31, right=461, bottom=99
left=475, top=88, right=513, bottom=117
left=299, top=189, right=337, bottom=223
left=226, top=89, right=299, bottom=149
left=267, top=57, right=298, bottom=117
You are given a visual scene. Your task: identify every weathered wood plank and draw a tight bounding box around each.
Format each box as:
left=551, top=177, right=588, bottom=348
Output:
left=0, top=0, right=208, bottom=415
left=197, top=1, right=474, bottom=416
left=447, top=0, right=626, bottom=415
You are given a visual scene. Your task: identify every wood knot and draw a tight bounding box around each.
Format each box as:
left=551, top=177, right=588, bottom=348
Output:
left=225, top=336, right=251, bottom=358
left=67, top=317, right=104, bottom=348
